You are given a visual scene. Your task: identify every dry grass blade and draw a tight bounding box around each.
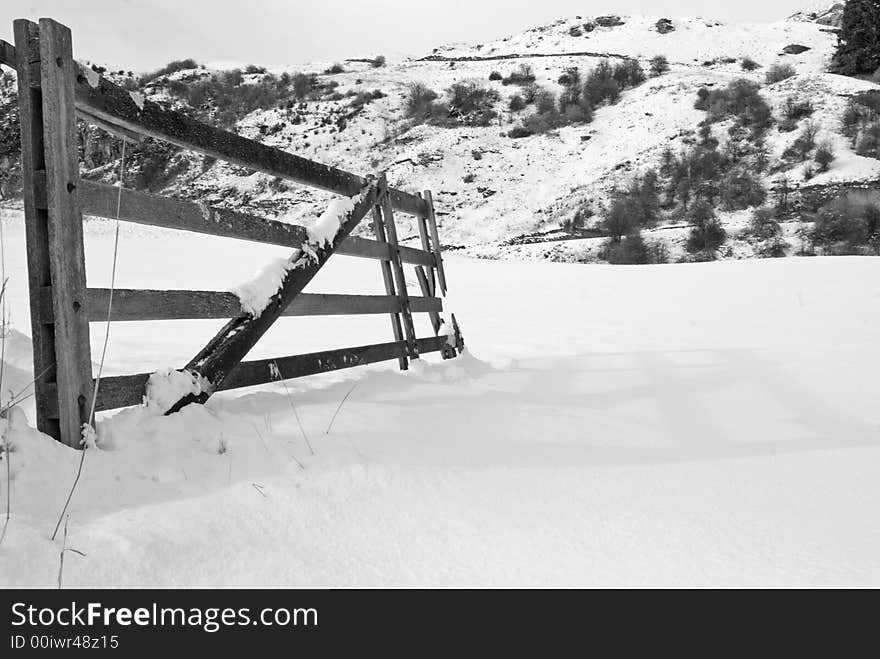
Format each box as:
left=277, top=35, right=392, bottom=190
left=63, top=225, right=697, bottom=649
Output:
left=325, top=382, right=358, bottom=435
left=271, top=361, right=314, bottom=456
left=57, top=515, right=86, bottom=589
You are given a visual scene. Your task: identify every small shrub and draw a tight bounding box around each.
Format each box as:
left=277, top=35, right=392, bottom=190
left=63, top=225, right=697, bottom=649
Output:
left=649, top=54, right=670, bottom=77
left=855, top=122, right=880, bottom=159
left=140, top=58, right=199, bottom=84
left=324, top=63, right=345, bottom=75
left=522, top=83, right=540, bottom=104
left=740, top=57, right=760, bottom=71
left=292, top=72, right=317, bottom=99
left=778, top=117, right=798, bottom=133
left=508, top=82, right=593, bottom=137
left=783, top=121, right=819, bottom=162
left=694, top=87, right=711, bottom=111
left=613, top=59, right=646, bottom=87
left=810, top=197, right=880, bottom=254
left=583, top=60, right=621, bottom=106
left=508, top=94, right=526, bottom=112
left=603, top=232, right=649, bottom=264
left=814, top=141, right=835, bottom=172
left=507, top=125, right=533, bottom=138
left=852, top=90, right=880, bottom=116
left=445, top=81, right=499, bottom=126
left=371, top=55, right=386, bottom=68
left=557, top=67, right=580, bottom=87
left=686, top=201, right=726, bottom=253
left=601, top=175, right=660, bottom=241
left=405, top=82, right=439, bottom=120
left=719, top=169, right=766, bottom=210
left=244, top=64, right=267, bottom=75
left=841, top=101, right=866, bottom=143
left=782, top=96, right=813, bottom=122
left=749, top=207, right=781, bottom=239
left=534, top=88, right=556, bottom=115
left=488, top=70, right=502, bottom=81
left=131, top=139, right=182, bottom=191
left=502, top=64, right=536, bottom=86
left=349, top=89, right=384, bottom=110
left=646, top=239, right=669, bottom=264
left=699, top=78, right=772, bottom=136
left=756, top=236, right=789, bottom=258
left=765, top=62, right=796, bottom=84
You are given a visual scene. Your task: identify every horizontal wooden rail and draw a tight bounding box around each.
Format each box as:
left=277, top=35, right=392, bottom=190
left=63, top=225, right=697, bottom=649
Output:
left=0, top=39, right=15, bottom=68
left=39, top=335, right=452, bottom=416
left=33, top=175, right=435, bottom=267
left=70, top=61, right=427, bottom=217
left=35, top=288, right=441, bottom=322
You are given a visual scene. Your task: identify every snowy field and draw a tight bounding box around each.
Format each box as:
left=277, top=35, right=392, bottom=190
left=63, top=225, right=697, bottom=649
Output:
left=1, top=211, right=879, bottom=587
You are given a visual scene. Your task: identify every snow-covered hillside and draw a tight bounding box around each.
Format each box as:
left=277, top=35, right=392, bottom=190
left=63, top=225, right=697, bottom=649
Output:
left=0, top=211, right=878, bottom=586
left=2, top=7, right=876, bottom=261
left=118, top=10, right=879, bottom=261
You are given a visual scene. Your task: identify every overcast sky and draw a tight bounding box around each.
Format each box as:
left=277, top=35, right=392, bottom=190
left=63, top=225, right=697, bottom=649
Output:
left=1, top=0, right=828, bottom=71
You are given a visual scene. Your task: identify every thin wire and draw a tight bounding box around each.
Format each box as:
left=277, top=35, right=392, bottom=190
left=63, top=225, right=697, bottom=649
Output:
left=0, top=204, right=10, bottom=548
left=88, top=136, right=127, bottom=427
left=51, top=136, right=127, bottom=541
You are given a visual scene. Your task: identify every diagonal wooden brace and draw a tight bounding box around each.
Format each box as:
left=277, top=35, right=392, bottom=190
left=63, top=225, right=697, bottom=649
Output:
left=162, top=180, right=378, bottom=414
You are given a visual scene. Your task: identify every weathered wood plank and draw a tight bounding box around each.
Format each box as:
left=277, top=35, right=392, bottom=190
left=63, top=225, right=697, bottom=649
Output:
left=414, top=194, right=437, bottom=294
left=224, top=335, right=448, bottom=391
left=77, top=107, right=145, bottom=143
left=14, top=20, right=60, bottom=441
left=71, top=63, right=428, bottom=217
left=371, top=196, right=407, bottom=370
left=164, top=183, right=378, bottom=414
left=380, top=174, right=418, bottom=359
left=37, top=288, right=441, bottom=322
left=340, top=236, right=435, bottom=267
left=423, top=190, right=447, bottom=295
left=0, top=39, right=15, bottom=68
left=76, top=178, right=310, bottom=246
left=40, top=177, right=436, bottom=265
left=40, top=335, right=452, bottom=416
left=39, top=19, right=95, bottom=447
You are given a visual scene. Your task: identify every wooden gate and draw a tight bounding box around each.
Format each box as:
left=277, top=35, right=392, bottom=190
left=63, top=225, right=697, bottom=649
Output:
left=0, top=18, right=463, bottom=447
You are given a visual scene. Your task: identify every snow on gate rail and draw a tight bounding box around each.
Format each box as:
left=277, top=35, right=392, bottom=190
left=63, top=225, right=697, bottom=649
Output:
left=1, top=18, right=464, bottom=448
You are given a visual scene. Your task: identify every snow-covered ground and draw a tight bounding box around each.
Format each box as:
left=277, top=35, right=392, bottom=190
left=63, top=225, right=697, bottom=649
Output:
left=1, top=211, right=878, bottom=587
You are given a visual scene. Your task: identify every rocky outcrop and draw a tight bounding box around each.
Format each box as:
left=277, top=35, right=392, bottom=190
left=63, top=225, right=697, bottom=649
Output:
left=782, top=44, right=811, bottom=55
left=595, top=16, right=625, bottom=28
left=788, top=3, right=845, bottom=29
left=655, top=18, right=675, bottom=35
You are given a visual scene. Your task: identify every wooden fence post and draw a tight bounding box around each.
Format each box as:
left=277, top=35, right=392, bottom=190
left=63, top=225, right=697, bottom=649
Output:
left=423, top=190, right=447, bottom=296
left=371, top=203, right=407, bottom=371
left=378, top=174, right=418, bottom=360
left=13, top=19, right=60, bottom=441
left=23, top=19, right=93, bottom=447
